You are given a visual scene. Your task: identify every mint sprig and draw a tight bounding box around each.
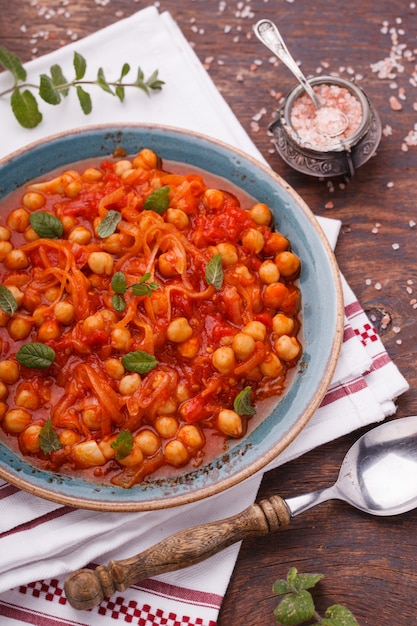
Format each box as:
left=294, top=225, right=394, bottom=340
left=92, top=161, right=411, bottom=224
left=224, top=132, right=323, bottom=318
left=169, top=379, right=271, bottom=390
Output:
left=273, top=568, right=358, bottom=625
left=111, top=271, right=159, bottom=312
left=0, top=47, right=164, bottom=129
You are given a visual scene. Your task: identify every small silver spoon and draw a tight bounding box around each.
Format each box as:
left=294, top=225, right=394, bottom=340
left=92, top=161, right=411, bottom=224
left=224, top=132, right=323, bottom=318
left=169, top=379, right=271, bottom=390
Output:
left=253, top=18, right=349, bottom=138
left=65, top=416, right=417, bottom=610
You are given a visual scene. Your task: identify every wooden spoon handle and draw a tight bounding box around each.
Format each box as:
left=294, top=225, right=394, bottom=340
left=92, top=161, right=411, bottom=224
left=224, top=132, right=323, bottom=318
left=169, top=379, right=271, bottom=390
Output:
left=64, top=495, right=290, bottom=610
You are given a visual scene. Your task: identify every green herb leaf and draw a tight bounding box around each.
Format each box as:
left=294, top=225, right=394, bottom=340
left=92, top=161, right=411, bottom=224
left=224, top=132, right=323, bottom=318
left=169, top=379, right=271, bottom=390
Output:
left=16, top=343, right=56, bottom=369
left=111, top=271, right=127, bottom=295
left=146, top=69, right=165, bottom=92
left=30, top=212, right=64, bottom=238
left=131, top=274, right=159, bottom=297
left=110, top=429, right=134, bottom=460
left=0, top=46, right=26, bottom=81
left=119, top=63, right=130, bottom=79
left=96, top=67, right=114, bottom=95
left=121, top=350, right=158, bottom=374
left=115, top=85, right=125, bottom=102
left=50, top=64, right=69, bottom=96
left=234, top=386, right=256, bottom=416
left=144, top=186, right=170, bottom=214
left=73, top=51, right=87, bottom=80
left=10, top=88, right=42, bottom=129
left=322, top=605, right=359, bottom=626
left=97, top=209, right=122, bottom=238
left=76, top=85, right=92, bottom=114
left=293, top=572, right=324, bottom=592
left=39, top=73, right=61, bottom=105
left=0, top=285, right=18, bottom=316
left=206, top=253, right=224, bottom=290
left=39, top=418, right=62, bottom=455
left=273, top=589, right=315, bottom=626
left=112, top=294, right=126, bottom=313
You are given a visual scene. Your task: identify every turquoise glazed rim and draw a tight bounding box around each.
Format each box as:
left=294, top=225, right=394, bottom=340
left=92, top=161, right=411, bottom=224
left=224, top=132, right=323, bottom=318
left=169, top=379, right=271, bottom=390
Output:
left=0, top=124, right=344, bottom=511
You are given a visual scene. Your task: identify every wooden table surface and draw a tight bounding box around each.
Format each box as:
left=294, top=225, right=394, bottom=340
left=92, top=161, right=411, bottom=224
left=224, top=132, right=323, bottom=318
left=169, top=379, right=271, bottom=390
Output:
left=2, top=1, right=417, bottom=624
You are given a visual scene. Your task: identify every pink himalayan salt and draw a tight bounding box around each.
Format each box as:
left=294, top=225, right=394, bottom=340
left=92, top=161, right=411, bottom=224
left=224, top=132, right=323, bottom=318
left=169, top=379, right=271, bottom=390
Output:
left=290, top=83, right=363, bottom=150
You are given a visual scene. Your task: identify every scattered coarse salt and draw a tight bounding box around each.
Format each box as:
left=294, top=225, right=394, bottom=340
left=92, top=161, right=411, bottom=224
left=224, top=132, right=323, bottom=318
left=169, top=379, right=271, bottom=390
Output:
left=406, top=286, right=413, bottom=294
left=389, top=95, right=403, bottom=110
left=392, top=242, right=400, bottom=250
left=387, top=181, right=394, bottom=188
left=324, top=201, right=334, bottom=209
left=365, top=278, right=372, bottom=285
left=372, top=226, right=379, bottom=234
left=374, top=282, right=382, bottom=290
left=396, top=339, right=403, bottom=345
left=409, top=220, right=416, bottom=228
left=393, top=326, right=402, bottom=334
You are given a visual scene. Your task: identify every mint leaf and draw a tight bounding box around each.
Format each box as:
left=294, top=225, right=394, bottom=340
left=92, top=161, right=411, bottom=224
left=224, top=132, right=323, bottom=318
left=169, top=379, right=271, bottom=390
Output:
left=50, top=64, right=69, bottom=96
left=293, top=572, right=324, bottom=592
left=0, top=46, right=26, bottom=81
left=111, top=429, right=134, bottom=460
left=111, top=271, right=127, bottom=295
left=121, top=350, right=158, bottom=374
left=97, top=67, right=114, bottom=94
left=30, top=212, right=64, bottom=238
left=73, top=51, right=87, bottom=80
left=16, top=343, right=56, bottom=369
left=39, top=74, right=61, bottom=105
left=76, top=85, right=92, bottom=114
left=10, top=88, right=42, bottom=129
left=234, top=386, right=256, bottom=416
left=39, top=418, right=62, bottom=455
left=273, top=589, right=315, bottom=626
left=144, top=186, right=170, bottom=214
left=112, top=294, right=126, bottom=313
left=322, top=605, right=360, bottom=625
left=0, top=285, right=18, bottom=316
left=97, top=210, right=122, bottom=238
left=206, top=253, right=223, bottom=290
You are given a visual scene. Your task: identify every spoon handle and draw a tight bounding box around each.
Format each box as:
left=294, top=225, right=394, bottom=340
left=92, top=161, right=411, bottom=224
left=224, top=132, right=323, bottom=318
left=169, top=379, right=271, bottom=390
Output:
left=253, top=19, right=321, bottom=109
left=64, top=495, right=290, bottom=610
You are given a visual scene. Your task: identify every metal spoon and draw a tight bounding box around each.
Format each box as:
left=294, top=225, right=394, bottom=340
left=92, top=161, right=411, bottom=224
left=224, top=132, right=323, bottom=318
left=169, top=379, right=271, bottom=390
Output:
left=253, top=18, right=349, bottom=138
left=64, top=416, right=417, bottom=610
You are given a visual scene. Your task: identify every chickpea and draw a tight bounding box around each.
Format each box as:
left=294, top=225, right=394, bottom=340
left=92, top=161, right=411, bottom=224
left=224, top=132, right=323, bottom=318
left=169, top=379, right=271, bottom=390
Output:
left=0, top=309, right=9, bottom=327
left=166, top=208, right=190, bottom=230
left=258, top=260, right=280, bottom=285
left=0, top=226, right=11, bottom=241
left=232, top=332, right=256, bottom=360
left=37, top=319, right=60, bottom=342
left=272, top=313, right=295, bottom=336
left=212, top=346, right=236, bottom=374
left=3, top=408, right=31, bottom=434
left=98, top=435, right=117, bottom=460
left=87, top=251, right=114, bottom=275
left=175, top=382, right=191, bottom=403
left=216, top=242, right=238, bottom=266
left=164, top=439, right=189, bottom=467
left=274, top=335, right=301, bottom=361
left=241, top=228, right=265, bottom=254
left=117, top=443, right=144, bottom=467
left=260, top=353, right=284, bottom=378
left=101, top=233, right=124, bottom=254
left=45, top=286, right=60, bottom=303
left=242, top=320, right=267, bottom=342
left=0, top=381, right=9, bottom=401
left=6, top=286, right=24, bottom=307
left=177, top=424, right=205, bottom=450
left=19, top=424, right=42, bottom=454
left=158, top=251, right=180, bottom=277
left=7, top=317, right=32, bottom=341
left=262, top=282, right=288, bottom=309
left=61, top=216, right=78, bottom=232
left=72, top=440, right=106, bottom=468
left=135, top=429, right=160, bottom=456
left=24, top=227, right=40, bottom=242
left=155, top=415, right=179, bottom=439
left=167, top=317, right=193, bottom=343
left=203, top=188, right=224, bottom=209
left=4, top=249, right=29, bottom=270
left=0, top=402, right=7, bottom=421
left=118, top=372, right=141, bottom=395
left=82, top=167, right=103, bottom=182
left=111, top=327, right=132, bottom=352
left=32, top=305, right=49, bottom=327
left=59, top=429, right=82, bottom=447
left=249, top=202, right=272, bottom=226
left=104, top=357, right=125, bottom=380
left=65, top=181, right=82, bottom=198
left=15, top=383, right=40, bottom=410
left=68, top=226, right=92, bottom=245
left=0, top=241, right=13, bottom=262
left=100, top=309, right=118, bottom=325
left=0, top=360, right=19, bottom=384
left=22, top=191, right=45, bottom=210
left=217, top=409, right=243, bottom=437
left=263, top=232, right=289, bottom=255
left=234, top=265, right=253, bottom=285
left=114, top=160, right=133, bottom=176
left=177, top=336, right=199, bottom=359
left=275, top=251, right=301, bottom=277
left=54, top=301, right=75, bottom=325
left=7, top=208, right=30, bottom=232
left=158, top=397, right=178, bottom=415
left=132, top=148, right=159, bottom=170
left=82, top=313, right=104, bottom=334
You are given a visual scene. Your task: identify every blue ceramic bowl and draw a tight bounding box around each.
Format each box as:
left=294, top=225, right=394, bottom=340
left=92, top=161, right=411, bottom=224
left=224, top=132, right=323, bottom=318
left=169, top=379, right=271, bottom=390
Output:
left=0, top=125, right=343, bottom=511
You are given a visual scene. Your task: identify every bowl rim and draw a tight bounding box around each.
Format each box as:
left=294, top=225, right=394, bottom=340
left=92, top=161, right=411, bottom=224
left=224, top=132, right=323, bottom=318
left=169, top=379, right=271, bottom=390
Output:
left=0, top=123, right=344, bottom=511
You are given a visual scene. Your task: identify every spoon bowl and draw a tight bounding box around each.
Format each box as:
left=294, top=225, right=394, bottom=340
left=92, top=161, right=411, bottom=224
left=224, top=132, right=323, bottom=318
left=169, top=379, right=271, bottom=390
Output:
left=65, top=416, right=417, bottom=610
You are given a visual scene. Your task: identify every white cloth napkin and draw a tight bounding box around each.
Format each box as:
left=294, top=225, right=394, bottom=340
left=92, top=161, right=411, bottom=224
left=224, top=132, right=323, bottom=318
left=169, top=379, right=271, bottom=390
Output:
left=0, top=8, right=409, bottom=626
